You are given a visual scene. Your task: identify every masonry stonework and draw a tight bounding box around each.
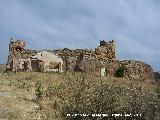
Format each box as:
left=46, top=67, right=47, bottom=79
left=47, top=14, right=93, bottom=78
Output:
left=6, top=38, right=37, bottom=72
left=6, top=38, right=155, bottom=83
left=95, top=40, right=116, bottom=63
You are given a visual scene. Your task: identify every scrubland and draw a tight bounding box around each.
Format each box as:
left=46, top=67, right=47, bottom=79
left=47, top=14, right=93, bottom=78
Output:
left=0, top=71, right=160, bottom=120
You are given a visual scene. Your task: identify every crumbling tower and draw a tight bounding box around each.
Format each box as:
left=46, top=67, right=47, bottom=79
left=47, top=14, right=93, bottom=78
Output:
left=95, top=40, right=116, bottom=63
left=6, top=38, right=26, bottom=71
left=6, top=38, right=37, bottom=72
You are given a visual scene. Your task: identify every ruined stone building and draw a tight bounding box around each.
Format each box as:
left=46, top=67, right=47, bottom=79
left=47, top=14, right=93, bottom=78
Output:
left=49, top=40, right=116, bottom=71
left=6, top=39, right=35, bottom=72
left=6, top=38, right=63, bottom=72
left=6, top=38, right=116, bottom=72
left=6, top=38, right=155, bottom=83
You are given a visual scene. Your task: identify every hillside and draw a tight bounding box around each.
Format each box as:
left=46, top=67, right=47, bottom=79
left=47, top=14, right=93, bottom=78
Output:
left=0, top=72, right=159, bottom=120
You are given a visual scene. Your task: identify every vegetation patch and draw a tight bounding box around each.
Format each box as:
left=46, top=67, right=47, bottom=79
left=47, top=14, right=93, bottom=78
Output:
left=115, top=67, right=125, bottom=77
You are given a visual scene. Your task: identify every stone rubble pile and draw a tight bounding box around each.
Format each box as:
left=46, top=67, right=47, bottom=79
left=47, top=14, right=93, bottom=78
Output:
left=117, top=60, right=155, bottom=83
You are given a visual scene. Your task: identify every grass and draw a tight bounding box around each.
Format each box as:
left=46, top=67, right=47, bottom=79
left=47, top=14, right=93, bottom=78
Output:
left=0, top=71, right=159, bottom=120
left=0, top=64, right=6, bottom=73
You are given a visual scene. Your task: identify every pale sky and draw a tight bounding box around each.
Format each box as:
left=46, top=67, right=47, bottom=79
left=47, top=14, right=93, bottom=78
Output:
left=0, top=0, right=160, bottom=71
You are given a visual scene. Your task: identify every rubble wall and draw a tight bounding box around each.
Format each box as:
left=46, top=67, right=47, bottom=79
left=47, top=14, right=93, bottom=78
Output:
left=117, top=60, right=155, bottom=83
left=50, top=40, right=116, bottom=70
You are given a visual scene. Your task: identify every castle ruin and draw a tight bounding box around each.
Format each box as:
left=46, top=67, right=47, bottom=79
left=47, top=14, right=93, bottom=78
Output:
left=6, top=38, right=37, bottom=72
left=6, top=39, right=116, bottom=72
left=6, top=38, right=155, bottom=83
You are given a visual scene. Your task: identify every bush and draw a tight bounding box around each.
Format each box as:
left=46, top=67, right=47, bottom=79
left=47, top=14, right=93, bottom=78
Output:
left=156, top=84, right=160, bottom=98
left=31, top=74, right=160, bottom=120
left=51, top=77, right=160, bottom=120
left=37, top=64, right=45, bottom=72
left=115, top=67, right=125, bottom=77
left=35, top=81, right=44, bottom=101
left=0, top=64, right=6, bottom=73
left=155, top=72, right=160, bottom=83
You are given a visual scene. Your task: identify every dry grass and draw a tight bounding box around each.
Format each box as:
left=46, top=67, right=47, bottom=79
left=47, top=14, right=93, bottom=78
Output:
left=0, top=71, right=159, bottom=120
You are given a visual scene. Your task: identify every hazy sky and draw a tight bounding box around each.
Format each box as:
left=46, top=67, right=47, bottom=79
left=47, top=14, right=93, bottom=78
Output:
left=0, top=0, right=160, bottom=71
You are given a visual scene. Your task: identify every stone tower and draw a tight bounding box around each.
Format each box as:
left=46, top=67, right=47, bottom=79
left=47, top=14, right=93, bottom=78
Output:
left=95, top=40, right=116, bottom=63
left=6, top=38, right=32, bottom=72
left=6, top=38, right=25, bottom=71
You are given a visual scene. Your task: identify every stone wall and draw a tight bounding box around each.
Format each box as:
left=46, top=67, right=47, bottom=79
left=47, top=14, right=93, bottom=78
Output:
left=51, top=48, right=95, bottom=71
left=51, top=40, right=116, bottom=63
left=49, top=40, right=116, bottom=70
left=72, top=59, right=155, bottom=83
left=117, top=60, right=155, bottom=83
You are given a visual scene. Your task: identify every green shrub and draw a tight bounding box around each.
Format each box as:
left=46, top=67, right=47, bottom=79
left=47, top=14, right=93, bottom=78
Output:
left=37, top=64, right=45, bottom=72
left=115, top=67, right=125, bottom=77
left=35, top=81, right=44, bottom=101
left=0, top=64, right=6, bottom=73
left=156, top=84, right=160, bottom=98
left=155, top=72, right=160, bottom=83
